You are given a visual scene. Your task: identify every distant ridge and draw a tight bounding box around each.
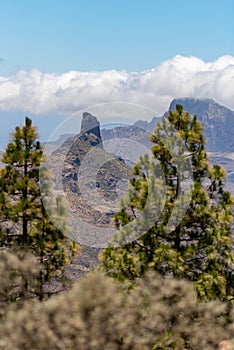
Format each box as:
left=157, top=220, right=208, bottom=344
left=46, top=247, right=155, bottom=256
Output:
left=167, top=98, right=234, bottom=152
left=45, top=98, right=234, bottom=154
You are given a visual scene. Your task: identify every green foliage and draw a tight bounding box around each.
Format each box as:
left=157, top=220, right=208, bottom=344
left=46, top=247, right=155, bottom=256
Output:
left=0, top=117, right=75, bottom=300
left=101, top=105, right=234, bottom=301
left=0, top=117, right=43, bottom=243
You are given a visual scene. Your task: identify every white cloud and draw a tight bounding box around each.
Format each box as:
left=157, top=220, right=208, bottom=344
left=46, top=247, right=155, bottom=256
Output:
left=0, top=55, right=234, bottom=118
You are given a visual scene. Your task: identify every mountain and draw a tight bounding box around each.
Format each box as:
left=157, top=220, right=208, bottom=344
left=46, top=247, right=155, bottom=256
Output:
left=167, top=98, right=234, bottom=152
left=101, top=123, right=152, bottom=149
left=45, top=98, right=234, bottom=154
left=45, top=112, right=133, bottom=274
left=44, top=101, right=234, bottom=276
left=49, top=112, right=131, bottom=229
left=101, top=98, right=234, bottom=153
left=48, top=103, right=234, bottom=231
left=46, top=98, right=234, bottom=196
left=1, top=101, right=233, bottom=278
left=165, top=98, right=234, bottom=192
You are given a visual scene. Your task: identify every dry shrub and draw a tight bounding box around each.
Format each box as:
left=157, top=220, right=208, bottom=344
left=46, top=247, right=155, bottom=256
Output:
left=0, top=270, right=233, bottom=350
left=0, top=249, right=40, bottom=319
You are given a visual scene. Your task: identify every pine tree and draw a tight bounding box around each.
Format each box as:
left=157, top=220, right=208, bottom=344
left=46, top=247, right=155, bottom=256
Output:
left=1, top=117, right=43, bottom=244
left=0, top=117, right=74, bottom=299
left=102, top=105, right=234, bottom=301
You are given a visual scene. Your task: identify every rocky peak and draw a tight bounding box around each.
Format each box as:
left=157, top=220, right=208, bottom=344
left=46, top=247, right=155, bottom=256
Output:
left=80, top=112, right=101, bottom=140
left=168, top=98, right=222, bottom=119
left=166, top=97, right=234, bottom=152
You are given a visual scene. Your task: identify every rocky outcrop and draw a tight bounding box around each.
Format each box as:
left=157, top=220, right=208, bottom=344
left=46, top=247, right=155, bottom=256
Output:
left=48, top=111, right=131, bottom=230
left=80, top=112, right=102, bottom=141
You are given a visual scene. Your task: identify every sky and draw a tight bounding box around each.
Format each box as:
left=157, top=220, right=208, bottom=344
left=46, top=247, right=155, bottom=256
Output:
left=1, top=0, right=233, bottom=73
left=0, top=0, right=234, bottom=147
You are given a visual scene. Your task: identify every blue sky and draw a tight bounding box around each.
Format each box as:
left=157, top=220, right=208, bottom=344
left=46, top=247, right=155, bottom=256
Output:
left=0, top=0, right=233, bottom=74
left=0, top=0, right=234, bottom=148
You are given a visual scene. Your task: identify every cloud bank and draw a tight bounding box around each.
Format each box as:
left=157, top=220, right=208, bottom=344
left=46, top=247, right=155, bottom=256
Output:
left=0, top=55, right=234, bottom=118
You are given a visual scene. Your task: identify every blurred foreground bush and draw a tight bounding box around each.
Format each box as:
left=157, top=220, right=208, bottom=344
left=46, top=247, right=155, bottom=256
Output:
left=0, top=269, right=234, bottom=350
